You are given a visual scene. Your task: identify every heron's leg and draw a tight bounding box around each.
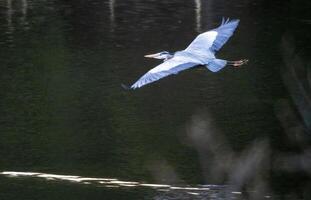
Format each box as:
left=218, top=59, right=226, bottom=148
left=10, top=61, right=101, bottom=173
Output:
left=227, top=59, right=248, bottom=67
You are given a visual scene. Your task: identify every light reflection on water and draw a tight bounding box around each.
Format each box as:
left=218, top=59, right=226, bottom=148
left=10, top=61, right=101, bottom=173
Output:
left=194, top=0, right=202, bottom=32
left=109, top=0, right=115, bottom=31
left=0, top=0, right=310, bottom=199
left=1, top=171, right=273, bottom=200
left=3, top=0, right=29, bottom=48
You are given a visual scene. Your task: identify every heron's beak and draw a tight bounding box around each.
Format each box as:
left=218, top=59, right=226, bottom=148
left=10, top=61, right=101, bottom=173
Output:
left=144, top=53, right=160, bottom=58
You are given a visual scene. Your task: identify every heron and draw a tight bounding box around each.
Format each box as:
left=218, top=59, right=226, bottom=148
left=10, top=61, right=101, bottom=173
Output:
left=129, top=18, right=248, bottom=89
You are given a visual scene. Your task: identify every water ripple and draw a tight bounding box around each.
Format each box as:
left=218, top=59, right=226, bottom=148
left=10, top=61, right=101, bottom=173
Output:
left=0, top=171, right=275, bottom=199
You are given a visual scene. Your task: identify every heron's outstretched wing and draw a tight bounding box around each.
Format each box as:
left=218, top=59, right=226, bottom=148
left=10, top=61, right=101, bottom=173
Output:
left=130, top=58, right=197, bottom=89
left=185, top=18, right=240, bottom=54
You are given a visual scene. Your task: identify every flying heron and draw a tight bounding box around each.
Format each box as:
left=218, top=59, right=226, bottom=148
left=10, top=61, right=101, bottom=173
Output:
left=128, top=18, right=248, bottom=89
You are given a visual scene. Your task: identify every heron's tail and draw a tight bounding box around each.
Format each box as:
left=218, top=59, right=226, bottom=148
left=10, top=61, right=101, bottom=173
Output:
left=205, top=59, right=227, bottom=72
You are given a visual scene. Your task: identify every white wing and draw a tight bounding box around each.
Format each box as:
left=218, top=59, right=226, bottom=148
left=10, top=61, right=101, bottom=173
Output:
left=185, top=18, right=240, bottom=55
left=131, top=56, right=198, bottom=89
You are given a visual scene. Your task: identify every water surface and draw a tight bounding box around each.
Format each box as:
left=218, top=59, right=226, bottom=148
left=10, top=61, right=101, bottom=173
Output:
left=0, top=0, right=310, bottom=199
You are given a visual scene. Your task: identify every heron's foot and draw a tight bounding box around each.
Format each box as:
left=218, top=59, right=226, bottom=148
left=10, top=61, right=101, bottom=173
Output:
left=230, top=59, right=248, bottom=67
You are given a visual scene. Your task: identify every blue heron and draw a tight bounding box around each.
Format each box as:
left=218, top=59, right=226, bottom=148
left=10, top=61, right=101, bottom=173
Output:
left=129, top=18, right=248, bottom=89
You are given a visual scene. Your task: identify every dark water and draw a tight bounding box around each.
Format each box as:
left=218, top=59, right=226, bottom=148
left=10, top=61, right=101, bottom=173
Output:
left=0, top=0, right=311, bottom=199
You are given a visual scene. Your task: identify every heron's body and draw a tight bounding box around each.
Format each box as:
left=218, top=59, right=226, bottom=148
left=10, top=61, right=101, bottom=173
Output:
left=130, top=18, right=248, bottom=89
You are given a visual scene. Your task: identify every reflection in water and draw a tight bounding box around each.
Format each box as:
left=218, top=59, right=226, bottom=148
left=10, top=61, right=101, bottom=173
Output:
left=272, top=33, right=311, bottom=186
left=109, top=0, right=115, bottom=31
left=187, top=112, right=232, bottom=183
left=5, top=0, right=29, bottom=46
left=0, top=171, right=208, bottom=190
left=147, top=159, right=182, bottom=184
left=194, top=0, right=202, bottom=32
left=1, top=171, right=249, bottom=200
left=0, top=0, right=310, bottom=199
left=6, top=0, right=13, bottom=34
left=6, top=0, right=28, bottom=29
left=21, top=0, right=28, bottom=26
left=280, top=34, right=311, bottom=132
left=186, top=111, right=271, bottom=199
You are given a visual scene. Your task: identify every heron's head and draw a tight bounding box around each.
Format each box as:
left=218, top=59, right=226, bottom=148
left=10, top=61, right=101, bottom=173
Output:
left=144, top=51, right=173, bottom=60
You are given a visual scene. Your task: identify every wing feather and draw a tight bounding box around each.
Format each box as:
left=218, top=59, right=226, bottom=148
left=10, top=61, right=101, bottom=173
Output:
left=185, top=18, right=239, bottom=54
left=210, top=18, right=239, bottom=52
left=131, top=58, right=197, bottom=89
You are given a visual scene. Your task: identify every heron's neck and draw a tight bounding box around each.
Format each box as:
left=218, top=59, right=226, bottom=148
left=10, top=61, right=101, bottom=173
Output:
left=164, top=52, right=174, bottom=61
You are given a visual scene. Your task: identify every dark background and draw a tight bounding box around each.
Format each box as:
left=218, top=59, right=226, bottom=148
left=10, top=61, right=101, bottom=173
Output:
left=0, top=0, right=310, bottom=199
